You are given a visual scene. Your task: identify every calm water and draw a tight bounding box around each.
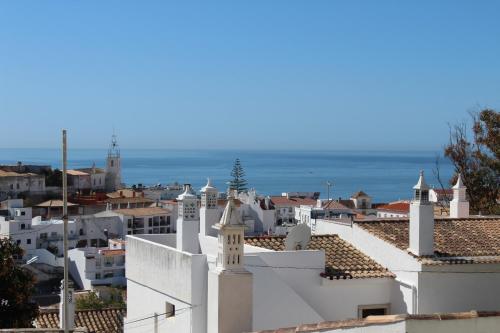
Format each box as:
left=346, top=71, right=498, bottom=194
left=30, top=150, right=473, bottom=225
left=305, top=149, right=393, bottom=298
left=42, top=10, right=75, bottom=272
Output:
left=0, top=149, right=454, bottom=202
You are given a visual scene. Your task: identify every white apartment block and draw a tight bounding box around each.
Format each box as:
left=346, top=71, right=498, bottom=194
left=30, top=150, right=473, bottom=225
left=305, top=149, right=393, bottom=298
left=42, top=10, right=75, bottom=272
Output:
left=69, top=239, right=126, bottom=290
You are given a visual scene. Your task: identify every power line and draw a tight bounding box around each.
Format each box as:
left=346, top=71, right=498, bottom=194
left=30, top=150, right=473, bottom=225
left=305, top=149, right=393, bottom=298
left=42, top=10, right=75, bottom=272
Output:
left=124, top=307, right=191, bottom=326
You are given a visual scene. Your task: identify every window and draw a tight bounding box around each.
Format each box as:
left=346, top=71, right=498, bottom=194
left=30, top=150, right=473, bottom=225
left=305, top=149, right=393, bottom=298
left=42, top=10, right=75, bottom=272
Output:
left=421, top=190, right=429, bottom=202
left=16, top=183, right=20, bottom=189
left=227, top=235, right=231, bottom=244
left=95, top=273, right=101, bottom=279
left=27, top=238, right=31, bottom=245
left=358, top=304, right=389, bottom=318
left=21, top=224, right=25, bottom=230
left=165, top=302, right=175, bottom=318
left=21, top=211, right=25, bottom=216
left=110, top=160, right=114, bottom=167
left=237, top=234, right=241, bottom=244
left=16, top=240, right=21, bottom=245
left=40, top=233, right=47, bottom=239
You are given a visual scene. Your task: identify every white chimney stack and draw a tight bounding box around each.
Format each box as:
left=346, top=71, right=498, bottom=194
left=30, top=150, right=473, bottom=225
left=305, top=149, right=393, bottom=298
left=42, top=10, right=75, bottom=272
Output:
left=450, top=174, right=469, bottom=218
left=408, top=171, right=434, bottom=256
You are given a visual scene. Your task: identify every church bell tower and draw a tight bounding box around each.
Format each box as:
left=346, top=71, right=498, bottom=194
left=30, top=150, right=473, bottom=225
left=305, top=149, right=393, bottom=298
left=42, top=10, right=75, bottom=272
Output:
left=105, top=134, right=122, bottom=192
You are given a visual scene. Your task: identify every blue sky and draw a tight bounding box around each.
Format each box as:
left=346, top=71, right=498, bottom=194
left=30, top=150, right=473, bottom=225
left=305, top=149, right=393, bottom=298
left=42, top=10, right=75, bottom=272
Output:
left=1, top=1, right=499, bottom=150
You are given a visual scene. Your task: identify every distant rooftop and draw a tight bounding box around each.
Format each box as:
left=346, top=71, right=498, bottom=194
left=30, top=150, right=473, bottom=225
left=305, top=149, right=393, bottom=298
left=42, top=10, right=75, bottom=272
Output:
left=114, top=207, right=171, bottom=217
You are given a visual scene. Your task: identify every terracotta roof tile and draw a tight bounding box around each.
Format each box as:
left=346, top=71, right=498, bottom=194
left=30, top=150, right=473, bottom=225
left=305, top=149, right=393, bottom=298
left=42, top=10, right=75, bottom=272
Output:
left=0, top=170, right=38, bottom=177
left=355, top=217, right=500, bottom=263
left=67, top=169, right=90, bottom=176
left=322, top=200, right=350, bottom=210
left=376, top=202, right=410, bottom=213
left=250, top=311, right=500, bottom=333
left=114, top=207, right=171, bottom=217
left=351, top=191, right=369, bottom=198
left=270, top=196, right=317, bottom=207
left=36, top=308, right=126, bottom=333
left=100, top=249, right=125, bottom=256
left=106, top=197, right=153, bottom=204
left=36, top=200, right=78, bottom=207
left=245, top=235, right=394, bottom=279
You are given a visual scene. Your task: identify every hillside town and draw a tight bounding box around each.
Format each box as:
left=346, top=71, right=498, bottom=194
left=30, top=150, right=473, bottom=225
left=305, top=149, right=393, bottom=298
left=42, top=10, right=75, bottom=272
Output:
left=2, top=1, right=500, bottom=331
left=1, top=133, right=499, bottom=333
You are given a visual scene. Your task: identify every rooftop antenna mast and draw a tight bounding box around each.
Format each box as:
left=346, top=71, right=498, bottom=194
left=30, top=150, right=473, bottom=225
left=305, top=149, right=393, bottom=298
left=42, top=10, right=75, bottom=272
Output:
left=326, top=181, right=333, bottom=201
left=62, top=130, right=69, bottom=333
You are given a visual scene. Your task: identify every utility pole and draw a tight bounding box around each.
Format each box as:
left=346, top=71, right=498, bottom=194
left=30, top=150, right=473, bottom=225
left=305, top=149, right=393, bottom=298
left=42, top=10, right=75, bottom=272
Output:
left=62, top=130, right=69, bottom=333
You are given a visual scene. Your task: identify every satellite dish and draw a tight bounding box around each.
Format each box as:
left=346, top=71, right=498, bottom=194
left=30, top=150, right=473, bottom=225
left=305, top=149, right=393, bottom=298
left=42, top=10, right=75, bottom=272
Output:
left=285, top=223, right=311, bottom=251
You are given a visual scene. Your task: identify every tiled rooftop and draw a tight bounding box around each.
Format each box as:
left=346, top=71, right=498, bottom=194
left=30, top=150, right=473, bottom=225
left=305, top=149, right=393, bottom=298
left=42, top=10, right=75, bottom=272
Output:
left=351, top=191, right=369, bottom=198
left=100, top=249, right=125, bottom=256
left=114, top=207, right=170, bottom=216
left=245, top=235, right=394, bottom=279
left=36, top=200, right=78, bottom=207
left=322, top=200, right=350, bottom=210
left=36, top=308, right=125, bottom=333
left=106, top=197, right=154, bottom=204
left=270, top=196, right=317, bottom=207
left=376, top=202, right=410, bottom=213
left=0, top=170, right=37, bottom=177
left=356, top=217, right=500, bottom=262
left=250, top=310, right=500, bottom=333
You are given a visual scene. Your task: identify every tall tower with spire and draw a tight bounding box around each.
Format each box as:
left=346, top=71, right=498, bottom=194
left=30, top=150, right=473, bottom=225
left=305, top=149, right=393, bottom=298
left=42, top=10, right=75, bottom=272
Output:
left=408, top=171, right=434, bottom=256
left=450, top=174, right=469, bottom=218
left=105, top=133, right=122, bottom=192
left=200, top=178, right=219, bottom=237
left=176, top=184, right=200, bottom=254
left=207, top=192, right=253, bottom=333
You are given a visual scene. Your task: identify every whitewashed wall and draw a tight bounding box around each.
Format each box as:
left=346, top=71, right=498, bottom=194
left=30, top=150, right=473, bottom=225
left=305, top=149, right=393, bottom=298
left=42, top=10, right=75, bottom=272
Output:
left=125, top=234, right=207, bottom=333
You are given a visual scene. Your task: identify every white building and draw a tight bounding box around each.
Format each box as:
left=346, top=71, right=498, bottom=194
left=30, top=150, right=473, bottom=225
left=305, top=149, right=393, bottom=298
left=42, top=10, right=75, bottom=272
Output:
left=429, top=188, right=453, bottom=205
left=69, top=239, right=126, bottom=290
left=312, top=171, right=500, bottom=316
left=113, top=206, right=173, bottom=235
left=295, top=199, right=354, bottom=231
left=125, top=184, right=397, bottom=333
left=0, top=199, right=79, bottom=255
left=376, top=201, right=410, bottom=218
left=67, top=164, right=107, bottom=192
left=0, top=169, right=45, bottom=199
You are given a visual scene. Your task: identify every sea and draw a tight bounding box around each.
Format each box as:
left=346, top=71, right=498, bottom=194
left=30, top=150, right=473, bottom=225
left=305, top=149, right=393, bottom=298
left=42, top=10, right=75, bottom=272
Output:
left=0, top=149, right=454, bottom=203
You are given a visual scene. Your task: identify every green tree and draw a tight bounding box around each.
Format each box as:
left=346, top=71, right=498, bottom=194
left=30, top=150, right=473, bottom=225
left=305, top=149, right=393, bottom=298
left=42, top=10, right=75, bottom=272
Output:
left=76, top=291, right=105, bottom=310
left=444, top=109, right=499, bottom=214
left=43, top=168, right=62, bottom=187
left=76, top=289, right=125, bottom=310
left=0, top=238, right=39, bottom=328
left=229, top=158, right=248, bottom=193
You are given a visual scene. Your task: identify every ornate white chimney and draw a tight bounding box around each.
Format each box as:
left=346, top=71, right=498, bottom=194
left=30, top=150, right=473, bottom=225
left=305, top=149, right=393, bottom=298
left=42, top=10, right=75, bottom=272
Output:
left=450, top=174, right=469, bottom=218
left=408, top=171, right=434, bottom=256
